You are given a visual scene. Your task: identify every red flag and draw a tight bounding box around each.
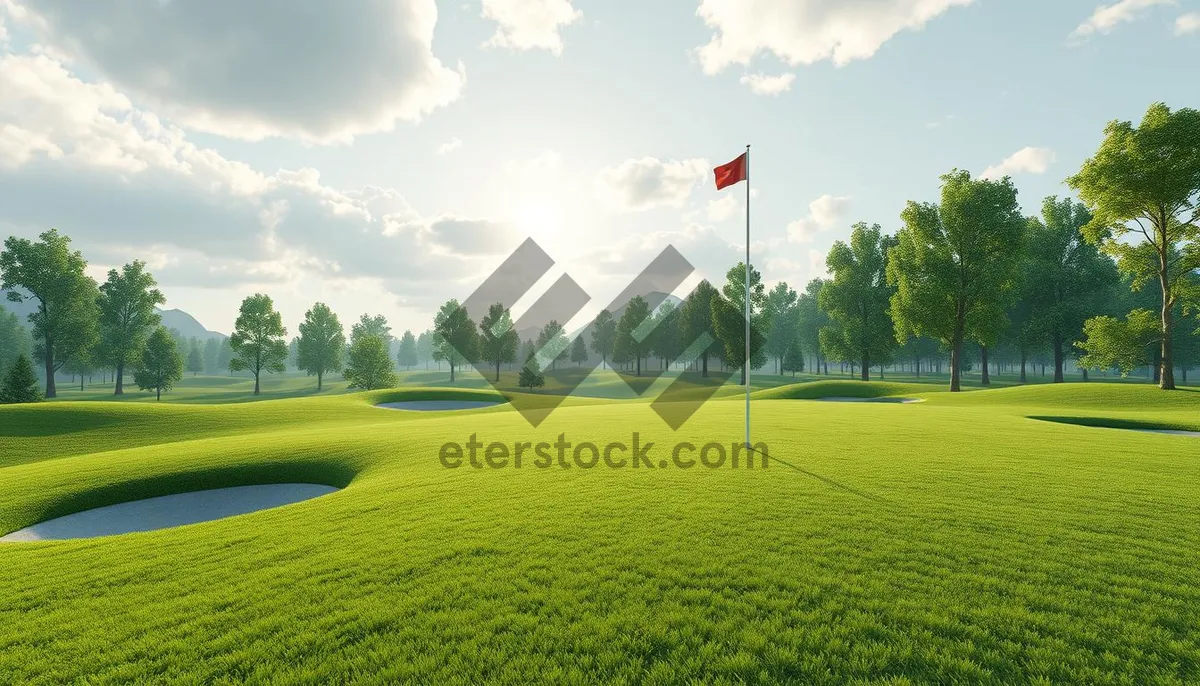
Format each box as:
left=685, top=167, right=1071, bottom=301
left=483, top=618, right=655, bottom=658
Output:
left=714, top=153, right=747, bottom=190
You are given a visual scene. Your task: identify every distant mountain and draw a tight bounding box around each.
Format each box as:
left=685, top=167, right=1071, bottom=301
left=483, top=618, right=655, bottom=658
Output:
left=0, top=292, right=224, bottom=341
left=157, top=308, right=226, bottom=341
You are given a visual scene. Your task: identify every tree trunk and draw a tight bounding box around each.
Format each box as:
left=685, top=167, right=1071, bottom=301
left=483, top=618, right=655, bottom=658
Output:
left=254, top=373, right=260, bottom=395
left=1019, top=351, right=1027, bottom=383
left=317, top=372, right=323, bottom=391
left=1052, top=333, right=1064, bottom=383
left=115, top=361, right=126, bottom=394
left=980, top=345, right=990, bottom=386
left=43, top=333, right=57, bottom=398
left=1160, top=279, right=1176, bottom=389
left=495, top=359, right=501, bottom=383
left=1081, top=367, right=1089, bottom=382
left=450, top=359, right=456, bottom=382
left=637, top=355, right=642, bottom=377
left=950, top=307, right=965, bottom=392
left=861, top=353, right=870, bottom=381
left=915, top=357, right=921, bottom=378
left=156, top=386, right=161, bottom=401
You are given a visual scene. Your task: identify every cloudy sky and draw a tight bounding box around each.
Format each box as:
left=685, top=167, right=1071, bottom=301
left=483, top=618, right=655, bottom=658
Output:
left=1, top=0, right=1197, bottom=336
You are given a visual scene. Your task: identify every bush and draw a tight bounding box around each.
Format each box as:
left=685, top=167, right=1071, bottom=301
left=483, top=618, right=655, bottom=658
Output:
left=0, top=354, right=42, bottom=404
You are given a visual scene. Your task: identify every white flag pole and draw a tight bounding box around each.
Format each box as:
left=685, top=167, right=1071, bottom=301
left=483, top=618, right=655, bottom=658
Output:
left=744, top=144, right=751, bottom=450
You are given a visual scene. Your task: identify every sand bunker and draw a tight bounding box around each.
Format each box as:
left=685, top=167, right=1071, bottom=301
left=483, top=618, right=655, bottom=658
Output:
left=1131, top=429, right=1200, bottom=437
left=377, top=400, right=502, bottom=411
left=813, top=397, right=924, bottom=404
left=0, top=483, right=339, bottom=542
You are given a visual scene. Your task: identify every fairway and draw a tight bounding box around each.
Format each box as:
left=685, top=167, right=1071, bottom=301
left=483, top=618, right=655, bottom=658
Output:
left=3, top=383, right=1200, bottom=684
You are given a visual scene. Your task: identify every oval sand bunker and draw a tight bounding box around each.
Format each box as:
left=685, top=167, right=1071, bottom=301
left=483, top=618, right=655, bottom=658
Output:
left=0, top=483, right=338, bottom=542
left=377, top=400, right=502, bottom=411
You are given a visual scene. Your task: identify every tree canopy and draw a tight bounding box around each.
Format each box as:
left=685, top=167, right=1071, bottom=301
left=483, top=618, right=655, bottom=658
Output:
left=228, top=293, right=289, bottom=395
left=297, top=302, right=345, bottom=391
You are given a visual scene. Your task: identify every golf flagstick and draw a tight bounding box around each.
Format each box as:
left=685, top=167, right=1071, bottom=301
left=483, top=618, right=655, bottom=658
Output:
left=712, top=147, right=753, bottom=450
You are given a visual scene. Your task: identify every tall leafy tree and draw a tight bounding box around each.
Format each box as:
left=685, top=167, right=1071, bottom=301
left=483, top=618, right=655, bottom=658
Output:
left=795, top=279, right=829, bottom=375
left=1067, top=102, right=1200, bottom=390
left=613, top=296, right=652, bottom=376
left=1024, top=197, right=1121, bottom=382
left=817, top=223, right=897, bottom=381
left=717, top=263, right=769, bottom=384
left=416, top=330, right=433, bottom=368
left=763, top=281, right=798, bottom=375
left=344, top=334, right=398, bottom=390
left=96, top=260, right=165, bottom=395
left=134, top=327, right=183, bottom=401
left=218, top=338, right=235, bottom=376
left=479, top=303, right=519, bottom=382
left=570, top=335, right=588, bottom=366
left=589, top=309, right=617, bottom=370
left=679, top=280, right=720, bottom=377
left=297, top=302, right=345, bottom=391
left=351, top=314, right=393, bottom=347
left=783, top=337, right=805, bottom=378
left=397, top=330, right=418, bottom=370
left=228, top=293, right=289, bottom=395
left=0, top=229, right=100, bottom=398
left=187, top=344, right=204, bottom=376
left=0, top=354, right=41, bottom=404
left=433, top=299, right=477, bottom=382
left=888, top=170, right=1026, bottom=392
left=1077, top=309, right=1160, bottom=376
left=649, top=300, right=682, bottom=370
left=0, top=304, right=32, bottom=377
left=203, top=338, right=220, bottom=374
left=536, top=320, right=569, bottom=371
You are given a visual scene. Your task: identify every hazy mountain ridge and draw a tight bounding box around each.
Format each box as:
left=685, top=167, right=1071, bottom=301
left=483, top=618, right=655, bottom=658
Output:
left=1, top=290, right=225, bottom=340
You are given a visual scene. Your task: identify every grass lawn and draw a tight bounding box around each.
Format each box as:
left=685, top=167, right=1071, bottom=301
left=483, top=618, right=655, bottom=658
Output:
left=2, top=382, right=1200, bottom=683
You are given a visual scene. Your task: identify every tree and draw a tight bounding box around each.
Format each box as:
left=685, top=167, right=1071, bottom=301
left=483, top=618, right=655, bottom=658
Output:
left=795, top=279, right=829, bottom=375
left=133, top=327, right=183, bottom=401
left=343, top=334, right=398, bottom=391
left=570, top=334, right=588, bottom=366
left=0, top=229, right=100, bottom=398
left=536, top=320, right=569, bottom=371
left=397, top=330, right=418, bottom=370
left=817, top=223, right=897, bottom=381
left=351, top=314, right=393, bottom=347
left=287, top=336, right=301, bottom=371
left=1077, top=309, right=1160, bottom=376
left=1067, top=102, right=1200, bottom=390
left=479, top=303, right=519, bottom=382
left=96, top=261, right=165, bottom=395
left=680, top=280, right=720, bottom=377
left=218, top=338, right=235, bottom=375
left=1023, top=197, right=1121, bottom=382
left=764, top=282, right=798, bottom=375
left=296, top=302, right=345, bottom=391
left=717, top=263, right=769, bottom=384
left=614, top=296, right=652, bottom=376
left=433, top=299, right=477, bottom=382
left=888, top=170, right=1026, bottom=392
left=228, top=294, right=288, bottom=395
left=589, top=309, right=617, bottom=370
left=519, top=351, right=545, bottom=392
left=203, top=338, right=220, bottom=374
left=0, top=354, right=41, bottom=404
left=0, top=304, right=32, bottom=376
left=416, top=330, right=434, bottom=369
left=783, top=337, right=805, bottom=378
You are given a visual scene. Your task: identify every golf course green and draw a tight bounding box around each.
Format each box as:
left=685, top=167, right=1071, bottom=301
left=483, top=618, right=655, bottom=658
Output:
left=2, top=379, right=1199, bottom=684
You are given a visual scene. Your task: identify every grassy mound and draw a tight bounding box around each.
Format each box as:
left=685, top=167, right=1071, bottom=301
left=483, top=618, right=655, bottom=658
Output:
left=752, top=379, right=932, bottom=400
left=3, top=384, right=1200, bottom=682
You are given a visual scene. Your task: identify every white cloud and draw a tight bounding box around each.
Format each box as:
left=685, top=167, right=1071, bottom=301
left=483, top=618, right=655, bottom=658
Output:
left=786, top=194, right=851, bottom=243
left=1070, top=0, right=1175, bottom=41
left=980, top=146, right=1055, bottom=180
left=739, top=72, right=796, bottom=95
left=481, top=0, right=582, bottom=54
left=694, top=0, right=973, bottom=74
left=595, top=157, right=710, bottom=211
left=437, top=137, right=463, bottom=155
left=5, top=0, right=465, bottom=143
left=707, top=194, right=739, bottom=221
left=1175, top=12, right=1200, bottom=34
left=0, top=48, right=508, bottom=294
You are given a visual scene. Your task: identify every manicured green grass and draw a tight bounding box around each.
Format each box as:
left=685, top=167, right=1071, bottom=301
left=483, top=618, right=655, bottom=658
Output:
left=2, top=383, right=1200, bottom=683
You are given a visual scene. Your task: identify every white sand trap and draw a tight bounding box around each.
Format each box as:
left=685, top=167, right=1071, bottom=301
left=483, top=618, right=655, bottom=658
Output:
left=377, top=400, right=501, bottom=411
left=0, top=483, right=338, bottom=542
left=1133, top=429, right=1200, bottom=437
left=814, top=396, right=924, bottom=404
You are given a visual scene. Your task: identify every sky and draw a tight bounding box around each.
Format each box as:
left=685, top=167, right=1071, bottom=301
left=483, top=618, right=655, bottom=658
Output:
left=0, top=0, right=1197, bottom=337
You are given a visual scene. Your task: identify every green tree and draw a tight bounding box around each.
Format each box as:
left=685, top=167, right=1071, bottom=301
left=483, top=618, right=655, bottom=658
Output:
left=0, top=354, right=41, bottom=404
left=297, top=302, right=345, bottom=391
left=782, top=337, right=804, bottom=378
left=795, top=279, right=829, bottom=375
left=0, top=229, right=100, bottom=398
left=764, top=281, right=798, bottom=375
left=817, top=223, right=897, bottom=381
left=228, top=294, right=288, bottom=395
left=679, top=280, right=720, bottom=377
left=133, top=327, right=183, bottom=401
left=397, top=330, right=418, bottom=370
left=203, top=338, right=220, bottom=374
left=1067, top=102, right=1200, bottom=390
left=96, top=261, right=164, bottom=395
left=888, top=170, right=1026, bottom=391
left=218, top=338, right=234, bottom=375
left=416, top=330, right=433, bottom=369
left=570, top=334, right=588, bottom=366
left=0, top=304, right=32, bottom=376
left=351, top=314, right=392, bottom=347
left=519, top=350, right=545, bottom=392
left=536, top=320, right=568, bottom=371
left=1023, top=197, right=1121, bottom=382
left=479, top=303, right=519, bottom=382
left=589, top=309, right=617, bottom=370
left=649, top=300, right=682, bottom=370
left=433, top=299, right=477, bottom=382
left=344, top=333, right=398, bottom=390
left=718, top=263, right=768, bottom=384
left=614, top=296, right=652, bottom=376
left=1077, top=309, right=1160, bottom=376
left=186, top=344, right=203, bottom=376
